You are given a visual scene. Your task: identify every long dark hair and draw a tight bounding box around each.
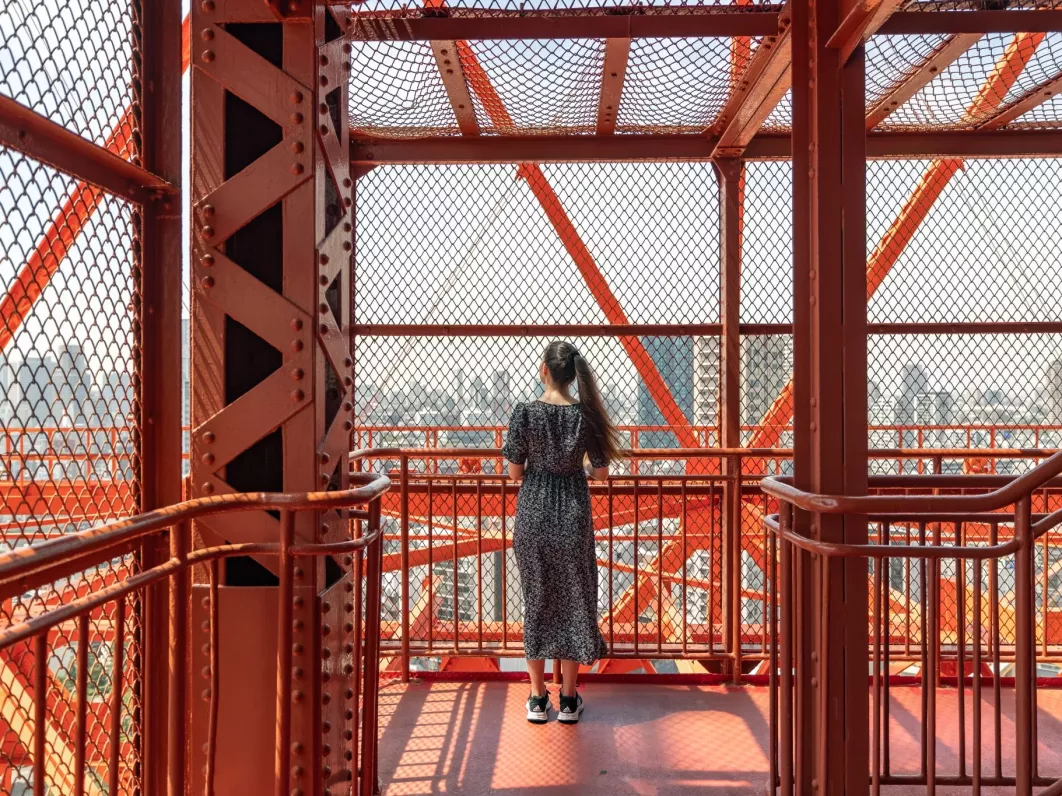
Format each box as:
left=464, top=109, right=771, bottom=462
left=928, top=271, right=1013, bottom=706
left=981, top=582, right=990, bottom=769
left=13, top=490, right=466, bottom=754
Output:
left=542, top=341, right=620, bottom=464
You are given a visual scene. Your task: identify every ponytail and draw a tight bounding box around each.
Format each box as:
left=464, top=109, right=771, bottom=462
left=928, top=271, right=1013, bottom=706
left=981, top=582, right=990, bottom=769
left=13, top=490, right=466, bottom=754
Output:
left=572, top=352, right=620, bottom=465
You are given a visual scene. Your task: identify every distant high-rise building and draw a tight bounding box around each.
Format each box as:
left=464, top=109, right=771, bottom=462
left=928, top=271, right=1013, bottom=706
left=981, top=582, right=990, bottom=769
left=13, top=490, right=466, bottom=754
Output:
left=894, top=362, right=930, bottom=427
left=1047, top=360, right=1062, bottom=424
left=488, top=370, right=511, bottom=427
left=740, top=336, right=791, bottom=431
left=637, top=337, right=693, bottom=449
left=692, top=337, right=719, bottom=436
left=15, top=353, right=59, bottom=426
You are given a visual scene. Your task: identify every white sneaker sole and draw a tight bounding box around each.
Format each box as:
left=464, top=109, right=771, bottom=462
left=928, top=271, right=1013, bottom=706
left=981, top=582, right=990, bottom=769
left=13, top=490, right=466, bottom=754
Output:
left=557, top=705, right=584, bottom=724
left=526, top=705, right=550, bottom=723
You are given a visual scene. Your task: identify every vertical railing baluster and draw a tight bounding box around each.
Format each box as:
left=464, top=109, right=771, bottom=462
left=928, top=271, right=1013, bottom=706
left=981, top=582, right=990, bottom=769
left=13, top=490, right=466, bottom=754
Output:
left=109, top=596, right=126, bottom=795
left=361, top=499, right=384, bottom=796
left=275, top=510, right=294, bottom=796
left=33, top=633, right=47, bottom=796
left=72, top=612, right=89, bottom=795
left=1014, top=496, right=1033, bottom=796
left=206, top=558, right=220, bottom=796
left=169, top=520, right=188, bottom=796
left=400, top=455, right=410, bottom=682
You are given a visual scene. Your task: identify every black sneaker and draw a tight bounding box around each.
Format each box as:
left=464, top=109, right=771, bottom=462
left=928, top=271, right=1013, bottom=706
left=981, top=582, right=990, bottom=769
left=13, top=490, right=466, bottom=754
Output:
left=526, top=692, right=551, bottom=724
left=558, top=692, right=584, bottom=724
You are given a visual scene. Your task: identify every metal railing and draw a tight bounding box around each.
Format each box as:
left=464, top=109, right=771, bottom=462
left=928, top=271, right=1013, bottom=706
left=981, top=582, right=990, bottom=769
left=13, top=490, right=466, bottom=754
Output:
left=350, top=446, right=1062, bottom=685
left=0, top=473, right=390, bottom=796
left=762, top=451, right=1062, bottom=795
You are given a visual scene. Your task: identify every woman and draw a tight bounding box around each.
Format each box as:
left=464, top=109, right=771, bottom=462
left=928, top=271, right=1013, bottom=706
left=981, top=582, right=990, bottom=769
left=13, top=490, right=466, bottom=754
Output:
left=502, top=341, right=619, bottom=724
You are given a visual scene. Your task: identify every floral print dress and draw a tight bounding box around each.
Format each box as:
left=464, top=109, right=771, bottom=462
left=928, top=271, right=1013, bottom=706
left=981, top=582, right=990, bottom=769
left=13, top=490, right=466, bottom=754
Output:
left=502, top=401, right=609, bottom=665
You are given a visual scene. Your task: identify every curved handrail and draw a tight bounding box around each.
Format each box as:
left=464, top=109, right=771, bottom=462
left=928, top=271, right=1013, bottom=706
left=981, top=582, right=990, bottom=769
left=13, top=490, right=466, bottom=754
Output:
left=760, top=449, right=1062, bottom=514
left=0, top=472, right=391, bottom=593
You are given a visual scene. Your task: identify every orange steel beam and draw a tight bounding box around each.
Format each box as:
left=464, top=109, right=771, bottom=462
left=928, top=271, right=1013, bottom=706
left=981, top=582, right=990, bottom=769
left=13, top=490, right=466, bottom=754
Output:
left=748, top=32, right=1045, bottom=450
left=979, top=68, right=1062, bottom=130
left=828, top=0, right=907, bottom=65
left=596, top=37, right=630, bottom=135
left=866, top=34, right=983, bottom=130
left=430, top=41, right=480, bottom=135
left=454, top=40, right=699, bottom=448
left=0, top=16, right=192, bottom=355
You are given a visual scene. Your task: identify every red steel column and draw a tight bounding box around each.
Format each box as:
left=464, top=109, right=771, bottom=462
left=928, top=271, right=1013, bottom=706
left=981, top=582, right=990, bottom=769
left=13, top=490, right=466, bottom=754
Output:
left=189, top=2, right=355, bottom=792
left=139, top=1, right=185, bottom=792
left=791, top=0, right=868, bottom=792
left=716, top=159, right=745, bottom=678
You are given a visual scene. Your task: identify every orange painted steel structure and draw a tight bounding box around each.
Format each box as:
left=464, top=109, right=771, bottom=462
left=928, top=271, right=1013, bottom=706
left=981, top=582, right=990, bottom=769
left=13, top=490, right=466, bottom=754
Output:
left=1, top=0, right=1062, bottom=793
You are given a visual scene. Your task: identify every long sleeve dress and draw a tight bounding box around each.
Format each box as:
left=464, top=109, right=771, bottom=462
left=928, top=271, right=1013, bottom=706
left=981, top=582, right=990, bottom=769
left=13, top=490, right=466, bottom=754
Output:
left=502, top=401, right=609, bottom=665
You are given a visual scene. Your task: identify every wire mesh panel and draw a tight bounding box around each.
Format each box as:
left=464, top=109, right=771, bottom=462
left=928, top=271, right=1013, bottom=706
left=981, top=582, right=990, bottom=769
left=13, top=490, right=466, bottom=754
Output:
left=0, top=141, right=143, bottom=794
left=0, top=0, right=142, bottom=156
left=0, top=0, right=144, bottom=777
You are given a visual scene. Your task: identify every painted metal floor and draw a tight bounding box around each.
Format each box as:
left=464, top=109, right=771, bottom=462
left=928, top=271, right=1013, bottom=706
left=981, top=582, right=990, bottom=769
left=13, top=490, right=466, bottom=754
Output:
left=377, top=680, right=1062, bottom=795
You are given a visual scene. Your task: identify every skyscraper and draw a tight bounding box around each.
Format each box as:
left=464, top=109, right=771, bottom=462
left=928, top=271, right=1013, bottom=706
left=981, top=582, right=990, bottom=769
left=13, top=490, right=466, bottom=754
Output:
left=1046, top=360, right=1062, bottom=424
left=693, top=337, right=720, bottom=437
left=740, top=336, right=792, bottom=431
left=637, top=337, right=693, bottom=449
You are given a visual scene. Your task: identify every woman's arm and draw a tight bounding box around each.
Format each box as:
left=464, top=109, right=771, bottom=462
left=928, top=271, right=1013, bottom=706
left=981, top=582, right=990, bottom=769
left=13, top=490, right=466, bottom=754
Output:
left=508, top=462, right=525, bottom=481
left=588, top=464, right=609, bottom=481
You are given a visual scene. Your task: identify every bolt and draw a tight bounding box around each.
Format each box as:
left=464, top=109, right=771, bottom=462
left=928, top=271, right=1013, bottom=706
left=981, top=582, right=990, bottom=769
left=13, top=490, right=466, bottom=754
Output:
left=344, top=357, right=353, bottom=368
left=323, top=720, right=332, bottom=732
left=321, top=473, right=330, bottom=485
left=320, top=275, right=329, bottom=286
left=294, top=596, right=304, bottom=608
left=320, top=55, right=329, bottom=66
left=344, top=197, right=352, bottom=207
left=201, top=453, right=215, bottom=465
left=202, top=50, right=215, bottom=63
left=344, top=222, right=352, bottom=233
left=320, top=452, right=331, bottom=464
left=201, top=253, right=215, bottom=267
left=202, top=225, right=215, bottom=238
left=202, top=483, right=214, bottom=495
left=320, top=76, right=329, bottom=87
left=323, top=743, right=332, bottom=755
left=292, top=742, right=304, bottom=755
left=290, top=318, right=303, bottom=331
left=294, top=566, right=304, bottom=578
left=322, top=624, right=332, bottom=636
left=291, top=368, right=304, bottom=381
left=343, top=241, right=352, bottom=252
left=200, top=203, right=215, bottom=217
left=200, top=0, right=215, bottom=11
left=292, top=163, right=305, bottom=175
left=320, top=302, right=330, bottom=314
left=294, top=619, right=304, bottom=631
left=203, top=431, right=216, bottom=444
left=292, top=91, right=304, bottom=104
left=200, top=275, right=214, bottom=289
left=343, top=178, right=352, bottom=188
left=202, top=688, right=211, bottom=701
left=292, top=141, right=305, bottom=154
left=320, top=103, right=329, bottom=115
left=293, top=642, right=304, bottom=655
left=293, top=666, right=304, bottom=679
left=292, top=112, right=304, bottom=125
left=291, top=340, right=304, bottom=353
left=293, top=690, right=304, bottom=703
left=292, top=389, right=305, bottom=402
left=320, top=324, right=330, bottom=336
left=322, top=647, right=332, bottom=659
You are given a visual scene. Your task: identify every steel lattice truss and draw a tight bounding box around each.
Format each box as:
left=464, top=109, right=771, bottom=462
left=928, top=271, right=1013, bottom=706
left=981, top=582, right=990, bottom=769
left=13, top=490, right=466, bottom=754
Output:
left=1, top=0, right=1062, bottom=791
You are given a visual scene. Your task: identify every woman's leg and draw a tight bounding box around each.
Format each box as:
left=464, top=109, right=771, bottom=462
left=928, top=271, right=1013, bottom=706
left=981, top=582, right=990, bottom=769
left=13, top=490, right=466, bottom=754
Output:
left=560, top=659, right=580, bottom=698
left=527, top=658, right=547, bottom=697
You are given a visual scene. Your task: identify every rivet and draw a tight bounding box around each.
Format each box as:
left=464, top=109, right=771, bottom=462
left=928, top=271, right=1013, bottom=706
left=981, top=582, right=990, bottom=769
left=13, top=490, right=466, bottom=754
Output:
left=323, top=743, right=332, bottom=755
left=293, top=666, right=304, bottom=679
left=292, top=389, right=305, bottom=402
left=345, top=603, right=354, bottom=612
left=202, top=226, right=215, bottom=239
left=344, top=583, right=354, bottom=593
left=322, top=624, right=332, bottom=635
left=200, top=276, right=214, bottom=289
left=291, top=112, right=304, bottom=125
left=320, top=452, right=331, bottom=464
left=344, top=556, right=353, bottom=566
left=200, top=0, right=215, bottom=11
left=202, top=483, right=214, bottom=494
left=344, top=357, right=353, bottom=368
left=292, top=91, right=304, bottom=104
left=320, top=303, right=330, bottom=314
left=346, top=708, right=354, bottom=718
left=344, top=729, right=353, bottom=741
left=294, top=566, right=304, bottom=578
left=320, top=253, right=330, bottom=265
left=320, top=275, right=329, bottom=286
left=292, top=766, right=304, bottom=778
left=291, top=368, right=304, bottom=381
left=319, top=103, right=329, bottom=115
left=293, top=642, right=304, bottom=655
left=344, top=663, right=354, bottom=675
left=810, top=422, right=817, bottom=431
left=343, top=401, right=353, bottom=412
left=200, top=253, right=215, bottom=267
left=343, top=376, right=353, bottom=387
left=343, top=241, right=352, bottom=252
left=321, top=523, right=329, bottom=535
left=323, top=720, right=332, bottom=732
left=322, top=693, right=331, bottom=705
left=201, top=453, right=215, bottom=465
left=320, top=125, right=328, bottom=136
left=321, top=473, right=330, bottom=485
left=201, top=621, right=210, bottom=632
left=345, top=643, right=354, bottom=654
left=811, top=651, right=818, bottom=661
left=203, top=431, right=216, bottom=444
left=202, top=50, right=216, bottom=63
left=343, top=222, right=352, bottom=232
left=344, top=420, right=353, bottom=431
left=322, top=671, right=331, bottom=682
left=344, top=197, right=352, bottom=207
left=322, top=647, right=331, bottom=659
left=291, top=340, right=304, bottom=352
left=291, top=318, right=303, bottom=331
left=202, top=688, right=211, bottom=701
left=294, top=596, right=304, bottom=608
left=291, top=141, right=305, bottom=154
left=293, top=690, right=304, bottom=703
left=811, top=677, right=818, bottom=687
left=343, top=178, right=352, bottom=188
left=294, top=619, right=304, bottom=631
left=320, top=76, right=329, bottom=86
left=345, top=750, right=353, bottom=761
left=292, top=742, right=304, bottom=755
left=320, top=55, right=329, bottom=66
left=344, top=43, right=352, bottom=54
left=320, top=324, right=330, bottom=336
left=809, top=295, right=817, bottom=305
left=292, top=163, right=305, bottom=175
left=810, top=398, right=818, bottom=408
left=322, top=603, right=331, bottom=613
left=201, top=598, right=210, bottom=609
